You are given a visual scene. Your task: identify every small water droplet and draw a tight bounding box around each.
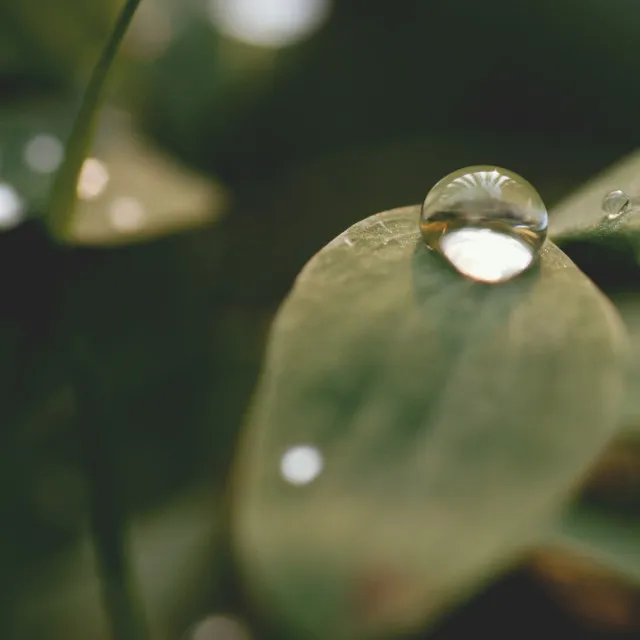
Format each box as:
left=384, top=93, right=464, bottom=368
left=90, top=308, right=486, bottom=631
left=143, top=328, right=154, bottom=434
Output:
left=602, top=189, right=632, bottom=219
left=420, top=166, right=548, bottom=283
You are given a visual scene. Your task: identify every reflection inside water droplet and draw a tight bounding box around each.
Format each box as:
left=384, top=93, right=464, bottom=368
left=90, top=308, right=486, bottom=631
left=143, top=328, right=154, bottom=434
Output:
left=186, top=615, right=252, bottom=640
left=420, top=166, right=547, bottom=283
left=0, top=183, right=25, bottom=230
left=280, top=445, right=323, bottom=485
left=440, top=228, right=535, bottom=283
left=602, top=189, right=632, bottom=220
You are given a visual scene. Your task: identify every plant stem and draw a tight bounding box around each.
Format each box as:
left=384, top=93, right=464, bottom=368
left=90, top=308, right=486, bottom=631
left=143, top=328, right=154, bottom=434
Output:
left=73, top=337, right=148, bottom=640
left=48, top=0, right=143, bottom=241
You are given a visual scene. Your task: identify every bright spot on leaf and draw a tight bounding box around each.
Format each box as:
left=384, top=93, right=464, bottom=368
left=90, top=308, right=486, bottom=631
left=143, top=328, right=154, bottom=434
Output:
left=280, top=445, right=323, bottom=485
left=77, top=158, right=110, bottom=200
left=208, top=0, right=332, bottom=48
left=439, top=228, right=535, bottom=283
left=109, top=196, right=146, bottom=233
left=23, top=134, right=64, bottom=174
left=0, top=183, right=25, bottom=229
left=186, top=615, right=252, bottom=640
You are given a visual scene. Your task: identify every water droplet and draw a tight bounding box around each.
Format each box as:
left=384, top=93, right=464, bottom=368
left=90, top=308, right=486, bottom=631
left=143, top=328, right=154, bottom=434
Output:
left=280, top=445, right=323, bottom=485
left=185, top=615, right=252, bottom=640
left=0, top=183, right=25, bottom=230
left=602, top=189, right=632, bottom=219
left=420, top=166, right=548, bottom=283
left=23, top=134, right=64, bottom=174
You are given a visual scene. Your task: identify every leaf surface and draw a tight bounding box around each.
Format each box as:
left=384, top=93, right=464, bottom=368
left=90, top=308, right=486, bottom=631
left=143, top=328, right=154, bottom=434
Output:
left=233, top=206, right=626, bottom=639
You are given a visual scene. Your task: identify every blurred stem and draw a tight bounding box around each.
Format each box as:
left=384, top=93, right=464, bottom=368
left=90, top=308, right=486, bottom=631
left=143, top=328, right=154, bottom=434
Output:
left=48, top=0, right=143, bottom=241
left=73, top=337, right=148, bottom=640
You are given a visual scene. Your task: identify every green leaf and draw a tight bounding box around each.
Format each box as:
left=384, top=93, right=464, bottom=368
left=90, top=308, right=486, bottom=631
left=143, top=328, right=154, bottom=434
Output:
left=0, top=102, right=225, bottom=243
left=66, top=110, right=226, bottom=246
left=233, top=206, right=627, bottom=639
left=546, top=504, right=640, bottom=586
left=550, top=150, right=640, bottom=242
left=549, top=151, right=640, bottom=285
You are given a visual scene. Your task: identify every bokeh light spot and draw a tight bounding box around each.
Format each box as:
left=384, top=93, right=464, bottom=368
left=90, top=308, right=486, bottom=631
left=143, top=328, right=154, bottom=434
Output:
left=23, top=134, right=64, bottom=174
left=208, top=0, right=331, bottom=48
left=77, top=158, right=110, bottom=200
left=280, top=445, right=323, bottom=485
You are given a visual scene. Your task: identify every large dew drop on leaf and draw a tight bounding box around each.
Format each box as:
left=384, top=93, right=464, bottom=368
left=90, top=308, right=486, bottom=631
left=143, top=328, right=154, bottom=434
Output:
left=233, top=206, right=626, bottom=639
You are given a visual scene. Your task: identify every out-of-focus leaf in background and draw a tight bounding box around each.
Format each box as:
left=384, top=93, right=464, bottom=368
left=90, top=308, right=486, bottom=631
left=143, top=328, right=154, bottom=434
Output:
left=68, top=109, right=225, bottom=246
left=0, top=102, right=225, bottom=242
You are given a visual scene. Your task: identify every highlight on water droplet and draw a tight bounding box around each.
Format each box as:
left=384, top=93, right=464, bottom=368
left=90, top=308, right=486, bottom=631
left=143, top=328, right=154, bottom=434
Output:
left=208, top=0, right=332, bottom=48
left=185, top=615, right=252, bottom=640
left=23, top=134, right=64, bottom=174
left=280, top=444, right=323, bottom=485
left=602, top=189, right=632, bottom=220
left=0, top=183, right=25, bottom=230
left=420, top=166, right=548, bottom=283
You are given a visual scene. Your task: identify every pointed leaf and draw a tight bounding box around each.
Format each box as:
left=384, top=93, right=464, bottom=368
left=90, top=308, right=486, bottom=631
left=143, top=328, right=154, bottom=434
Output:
left=550, top=150, right=640, bottom=242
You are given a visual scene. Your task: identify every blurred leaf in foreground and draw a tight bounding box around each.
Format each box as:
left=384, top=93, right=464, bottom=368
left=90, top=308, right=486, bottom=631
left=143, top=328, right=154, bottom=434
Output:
left=233, top=206, right=626, bottom=639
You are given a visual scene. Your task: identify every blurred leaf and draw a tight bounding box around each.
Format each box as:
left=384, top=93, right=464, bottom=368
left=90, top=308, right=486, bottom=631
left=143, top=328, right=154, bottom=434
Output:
left=0, top=221, right=263, bottom=636
left=0, top=103, right=225, bottom=242
left=546, top=504, right=640, bottom=587
left=0, top=101, right=73, bottom=217
left=69, top=110, right=226, bottom=246
left=233, top=206, right=626, bottom=639
left=13, top=488, right=222, bottom=640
